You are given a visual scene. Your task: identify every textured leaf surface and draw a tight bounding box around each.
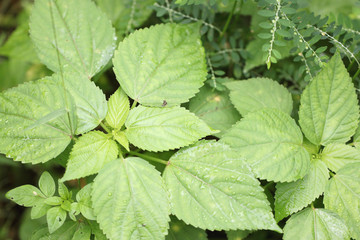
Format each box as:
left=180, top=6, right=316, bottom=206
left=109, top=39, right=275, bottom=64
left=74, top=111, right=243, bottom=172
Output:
left=0, top=79, right=75, bottom=163
left=324, top=162, right=360, bottom=239
left=299, top=53, right=359, bottom=146
left=105, top=88, right=129, bottom=129
left=321, top=143, right=360, bottom=172
left=275, top=159, right=329, bottom=221
left=189, top=84, right=240, bottom=137
left=125, top=106, right=215, bottom=152
left=224, top=78, right=293, bottom=116
left=166, top=216, right=207, bottom=240
left=113, top=23, right=207, bottom=107
left=221, top=108, right=310, bottom=182
left=62, top=131, right=118, bottom=181
left=92, top=158, right=170, bottom=240
left=30, top=0, right=116, bottom=78
left=163, top=141, right=281, bottom=232
left=283, top=207, right=350, bottom=240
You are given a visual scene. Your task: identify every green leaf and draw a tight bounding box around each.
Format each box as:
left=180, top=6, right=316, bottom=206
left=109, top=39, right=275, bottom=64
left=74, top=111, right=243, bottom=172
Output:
left=221, top=108, right=310, bottom=182
left=0, top=79, right=75, bottom=164
left=30, top=0, right=116, bottom=78
left=88, top=220, right=108, bottom=240
left=353, top=122, right=360, bottom=147
left=92, top=158, right=170, bottom=240
left=163, top=141, right=281, bottom=232
left=274, top=159, right=329, bottom=221
left=58, top=181, right=70, bottom=200
left=31, top=198, right=52, bottom=219
left=113, top=23, right=207, bottom=107
left=224, top=78, right=293, bottom=116
left=105, top=88, right=129, bottom=129
left=62, top=131, right=118, bottom=181
left=226, top=230, right=251, bottom=240
left=324, top=162, right=360, bottom=239
left=47, top=206, right=67, bottom=234
left=6, top=185, right=46, bottom=207
left=31, top=221, right=79, bottom=240
left=188, top=84, right=240, bottom=137
left=321, top=143, right=360, bottom=172
left=299, top=53, right=359, bottom=146
left=44, top=196, right=63, bottom=206
left=113, top=131, right=129, bottom=151
left=125, top=106, right=216, bottom=152
left=76, top=183, right=96, bottom=220
left=283, top=207, right=350, bottom=240
left=39, top=171, right=56, bottom=198
left=72, top=223, right=91, bottom=240
left=166, top=216, right=207, bottom=240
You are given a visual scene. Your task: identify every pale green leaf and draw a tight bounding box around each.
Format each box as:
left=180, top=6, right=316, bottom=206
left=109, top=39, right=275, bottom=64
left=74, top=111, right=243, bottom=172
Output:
left=31, top=198, right=52, bottom=219
left=221, top=108, right=310, bottom=182
left=88, top=220, right=108, bottom=240
left=30, top=0, right=116, bottom=78
left=76, top=183, right=96, bottom=220
left=321, top=143, right=360, bottom=172
left=72, top=223, right=91, bottom=240
left=275, top=159, right=329, bottom=221
left=224, top=78, right=293, bottom=116
left=226, top=230, right=251, bottom=240
left=58, top=181, right=70, bottom=200
left=189, top=84, right=240, bottom=137
left=114, top=131, right=129, bottom=151
left=113, top=23, right=207, bottom=107
left=92, top=158, right=170, bottom=240
left=45, top=196, right=63, bottom=206
left=163, top=141, right=281, bottom=232
left=299, top=53, right=359, bottom=146
left=353, top=122, right=360, bottom=147
left=39, top=171, right=56, bottom=198
left=62, top=131, right=118, bottom=181
left=6, top=185, right=46, bottom=207
left=31, top=221, right=79, bottom=240
left=0, top=79, right=76, bottom=164
left=283, top=207, right=350, bottom=240
left=324, top=162, right=360, bottom=239
left=166, top=216, right=207, bottom=240
left=125, top=106, right=216, bottom=152
left=105, top=88, right=129, bottom=129
left=47, top=206, right=67, bottom=233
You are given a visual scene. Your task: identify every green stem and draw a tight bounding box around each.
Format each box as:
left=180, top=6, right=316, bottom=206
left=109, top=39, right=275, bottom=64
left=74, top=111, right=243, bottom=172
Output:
left=311, top=202, right=315, bottom=209
left=131, top=100, right=138, bottom=109
left=100, top=122, right=111, bottom=133
left=128, top=151, right=168, bottom=165
left=353, top=67, right=360, bottom=80
left=347, top=59, right=355, bottom=71
left=219, top=0, right=238, bottom=41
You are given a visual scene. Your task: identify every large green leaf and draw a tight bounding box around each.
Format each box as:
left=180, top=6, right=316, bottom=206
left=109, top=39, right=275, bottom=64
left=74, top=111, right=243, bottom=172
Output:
left=224, top=78, right=293, bottom=116
left=62, top=131, right=118, bottom=181
left=125, top=106, right=216, bottom=152
left=283, top=207, right=350, bottom=240
left=92, top=158, right=170, bottom=240
left=163, top=141, right=281, bottom=232
left=30, top=0, right=116, bottom=78
left=221, top=108, right=310, bottom=182
left=105, top=88, right=129, bottom=129
left=113, top=23, right=207, bottom=107
left=324, top=162, right=360, bottom=239
left=166, top=216, right=207, bottom=240
left=188, top=84, right=240, bottom=137
left=6, top=185, right=46, bottom=207
left=274, top=159, right=329, bottom=221
left=0, top=79, right=75, bottom=164
left=299, top=53, right=359, bottom=146
left=321, top=143, right=360, bottom=172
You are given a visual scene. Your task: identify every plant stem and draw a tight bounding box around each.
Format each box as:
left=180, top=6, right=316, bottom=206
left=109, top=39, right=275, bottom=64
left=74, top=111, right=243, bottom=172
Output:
left=100, top=122, right=111, bottom=133
left=353, top=67, right=360, bottom=80
left=128, top=151, right=168, bottom=165
left=219, top=0, right=238, bottom=41
left=347, top=59, right=355, bottom=71
left=131, top=100, right=138, bottom=109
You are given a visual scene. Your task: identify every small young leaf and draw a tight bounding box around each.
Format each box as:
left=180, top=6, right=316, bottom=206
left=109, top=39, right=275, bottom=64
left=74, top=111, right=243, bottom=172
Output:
left=76, top=183, right=96, bottom=220
left=321, top=143, right=360, bottom=172
left=62, top=131, right=118, bottom=181
left=44, top=196, right=63, bottom=206
left=125, top=106, right=216, bottom=152
left=39, top=171, right=55, bottom=198
left=47, top=206, right=67, bottom=234
left=6, top=185, right=45, bottom=207
left=58, top=181, right=70, bottom=200
left=113, top=23, right=207, bottom=107
left=283, top=207, right=350, bottom=240
left=113, top=131, right=130, bottom=151
left=221, top=108, right=310, bottom=182
left=166, top=216, right=207, bottom=240
left=105, top=88, right=129, bottom=129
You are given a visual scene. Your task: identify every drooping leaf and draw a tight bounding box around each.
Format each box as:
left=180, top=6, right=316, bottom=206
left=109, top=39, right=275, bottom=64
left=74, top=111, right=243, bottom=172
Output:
left=92, top=158, right=170, bottom=240
left=105, top=88, right=129, bottom=129
left=166, top=216, right=207, bottom=240
left=283, top=207, right=350, bottom=240
left=189, top=84, right=240, bottom=137
left=6, top=185, right=46, bottom=207
left=274, top=159, right=329, bottom=221
left=0, top=79, right=75, bottom=164
left=163, top=141, right=281, bottom=232
left=221, top=108, right=310, bottom=182
left=113, top=23, right=207, bottom=107
left=47, top=206, right=67, bottom=233
left=324, top=162, right=360, bottom=239
left=299, top=53, right=359, bottom=146
left=321, top=143, right=360, bottom=172
left=62, top=131, right=118, bottom=181
left=224, top=78, right=293, bottom=116
left=30, top=0, right=116, bottom=78
left=125, top=106, right=216, bottom=152
left=76, top=183, right=96, bottom=220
